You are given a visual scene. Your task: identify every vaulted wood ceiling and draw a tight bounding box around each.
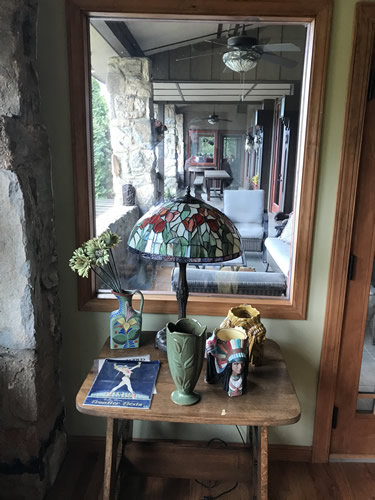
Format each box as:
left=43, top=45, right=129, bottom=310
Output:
left=89, top=19, right=305, bottom=103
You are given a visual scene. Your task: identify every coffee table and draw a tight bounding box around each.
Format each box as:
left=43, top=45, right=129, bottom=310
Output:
left=76, top=332, right=300, bottom=500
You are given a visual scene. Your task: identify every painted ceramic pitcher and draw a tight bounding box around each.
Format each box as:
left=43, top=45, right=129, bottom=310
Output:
left=166, top=318, right=206, bottom=406
left=110, top=290, right=144, bottom=349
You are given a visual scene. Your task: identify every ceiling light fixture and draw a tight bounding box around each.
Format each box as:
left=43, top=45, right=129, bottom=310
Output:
left=222, top=50, right=260, bottom=73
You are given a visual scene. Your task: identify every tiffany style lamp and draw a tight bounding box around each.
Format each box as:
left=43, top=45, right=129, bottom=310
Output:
left=127, top=187, right=242, bottom=319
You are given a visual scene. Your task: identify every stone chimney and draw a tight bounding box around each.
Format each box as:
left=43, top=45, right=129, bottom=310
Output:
left=0, top=1, right=66, bottom=498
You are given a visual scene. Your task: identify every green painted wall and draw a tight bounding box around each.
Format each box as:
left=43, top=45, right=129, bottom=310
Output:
left=36, top=0, right=365, bottom=446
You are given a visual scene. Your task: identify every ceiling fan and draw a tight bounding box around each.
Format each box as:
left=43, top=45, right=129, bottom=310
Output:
left=191, top=111, right=232, bottom=125
left=177, top=25, right=301, bottom=72
left=207, top=112, right=232, bottom=124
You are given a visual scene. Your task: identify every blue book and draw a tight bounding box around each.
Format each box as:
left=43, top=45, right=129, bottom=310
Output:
left=84, top=359, right=160, bottom=409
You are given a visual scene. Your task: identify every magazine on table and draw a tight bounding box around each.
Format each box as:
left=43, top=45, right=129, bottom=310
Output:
left=84, top=358, right=160, bottom=409
left=94, top=355, right=157, bottom=394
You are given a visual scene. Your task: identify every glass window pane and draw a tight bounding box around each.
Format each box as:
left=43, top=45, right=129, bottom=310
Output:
left=89, top=18, right=307, bottom=296
left=356, top=258, right=375, bottom=413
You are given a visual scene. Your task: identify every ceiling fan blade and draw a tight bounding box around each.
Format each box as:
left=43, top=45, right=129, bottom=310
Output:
left=261, top=52, right=298, bottom=68
left=256, top=43, right=301, bottom=52
left=204, top=39, right=228, bottom=47
left=218, top=118, right=233, bottom=122
left=176, top=51, right=223, bottom=62
left=245, top=22, right=275, bottom=30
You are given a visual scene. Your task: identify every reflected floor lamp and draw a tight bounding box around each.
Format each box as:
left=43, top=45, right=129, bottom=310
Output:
left=128, top=187, right=242, bottom=320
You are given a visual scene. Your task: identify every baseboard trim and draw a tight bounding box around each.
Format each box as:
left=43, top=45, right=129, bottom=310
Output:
left=268, top=444, right=312, bottom=462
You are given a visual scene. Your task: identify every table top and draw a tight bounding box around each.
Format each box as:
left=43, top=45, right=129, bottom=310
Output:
left=204, top=170, right=231, bottom=179
left=76, top=332, right=300, bottom=427
left=188, top=166, right=215, bottom=172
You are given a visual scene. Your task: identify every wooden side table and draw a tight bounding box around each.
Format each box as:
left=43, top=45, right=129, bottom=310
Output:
left=188, top=165, right=215, bottom=186
left=76, top=332, right=300, bottom=500
left=204, top=170, right=231, bottom=200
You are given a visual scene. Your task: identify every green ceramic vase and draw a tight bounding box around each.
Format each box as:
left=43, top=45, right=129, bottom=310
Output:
left=166, top=318, right=206, bottom=406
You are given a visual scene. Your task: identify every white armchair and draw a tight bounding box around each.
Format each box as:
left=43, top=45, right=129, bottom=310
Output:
left=223, top=189, right=267, bottom=252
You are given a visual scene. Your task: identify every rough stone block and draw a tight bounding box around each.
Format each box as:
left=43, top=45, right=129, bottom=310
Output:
left=108, top=206, right=141, bottom=278
left=164, top=104, right=176, bottom=123
left=133, top=119, right=153, bottom=147
left=0, top=170, right=35, bottom=350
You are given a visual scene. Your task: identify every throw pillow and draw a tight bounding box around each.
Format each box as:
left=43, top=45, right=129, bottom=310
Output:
left=279, top=213, right=294, bottom=243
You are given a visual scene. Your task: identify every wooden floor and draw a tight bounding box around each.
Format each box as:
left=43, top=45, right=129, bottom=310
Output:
left=47, top=445, right=375, bottom=500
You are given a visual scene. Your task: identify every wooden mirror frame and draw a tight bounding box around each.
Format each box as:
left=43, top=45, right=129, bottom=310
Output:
left=188, top=130, right=217, bottom=166
left=66, top=0, right=332, bottom=319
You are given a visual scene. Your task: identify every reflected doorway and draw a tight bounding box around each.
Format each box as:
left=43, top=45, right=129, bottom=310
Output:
left=218, top=132, right=245, bottom=188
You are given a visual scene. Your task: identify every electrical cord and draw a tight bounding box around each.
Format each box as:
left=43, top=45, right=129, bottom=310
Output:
left=207, top=437, right=228, bottom=448
left=201, top=482, right=238, bottom=500
left=197, top=437, right=240, bottom=499
left=213, top=482, right=238, bottom=499
left=196, top=479, right=218, bottom=489
left=235, top=425, right=246, bottom=447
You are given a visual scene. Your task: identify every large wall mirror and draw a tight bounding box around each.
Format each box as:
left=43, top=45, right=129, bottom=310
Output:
left=66, top=0, right=331, bottom=318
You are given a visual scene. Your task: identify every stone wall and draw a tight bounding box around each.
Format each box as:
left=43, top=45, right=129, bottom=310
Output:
left=163, top=104, right=178, bottom=197
left=106, top=57, right=157, bottom=214
left=176, top=113, right=185, bottom=181
left=0, top=1, right=65, bottom=498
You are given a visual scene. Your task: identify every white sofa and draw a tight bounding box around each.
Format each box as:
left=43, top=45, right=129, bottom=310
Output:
left=223, top=189, right=266, bottom=252
left=264, top=213, right=294, bottom=277
left=264, top=237, right=291, bottom=277
left=171, top=267, right=287, bottom=296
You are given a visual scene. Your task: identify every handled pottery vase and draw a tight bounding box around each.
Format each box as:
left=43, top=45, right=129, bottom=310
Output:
left=166, top=318, right=206, bottom=406
left=220, top=304, right=266, bottom=366
left=110, top=290, right=144, bottom=349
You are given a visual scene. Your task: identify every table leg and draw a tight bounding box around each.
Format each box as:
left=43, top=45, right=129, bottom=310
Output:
left=206, top=178, right=211, bottom=201
left=103, top=418, right=119, bottom=500
left=257, top=426, right=268, bottom=500
left=250, top=426, right=268, bottom=500
left=103, top=418, right=133, bottom=500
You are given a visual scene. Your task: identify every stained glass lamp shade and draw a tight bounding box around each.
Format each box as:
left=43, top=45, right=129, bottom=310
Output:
left=128, top=187, right=242, bottom=319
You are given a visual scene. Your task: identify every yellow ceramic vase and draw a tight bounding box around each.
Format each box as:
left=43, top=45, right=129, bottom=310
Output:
left=220, top=304, right=266, bottom=366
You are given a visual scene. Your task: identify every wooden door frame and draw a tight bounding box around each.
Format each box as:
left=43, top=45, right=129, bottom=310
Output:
left=269, top=99, right=283, bottom=213
left=313, top=2, right=375, bottom=463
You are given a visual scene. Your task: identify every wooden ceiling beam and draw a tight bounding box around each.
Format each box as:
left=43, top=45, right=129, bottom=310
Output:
left=106, top=21, right=144, bottom=57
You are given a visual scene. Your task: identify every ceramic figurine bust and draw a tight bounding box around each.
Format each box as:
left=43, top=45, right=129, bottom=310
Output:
left=205, top=327, right=249, bottom=397
left=228, top=361, right=246, bottom=397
